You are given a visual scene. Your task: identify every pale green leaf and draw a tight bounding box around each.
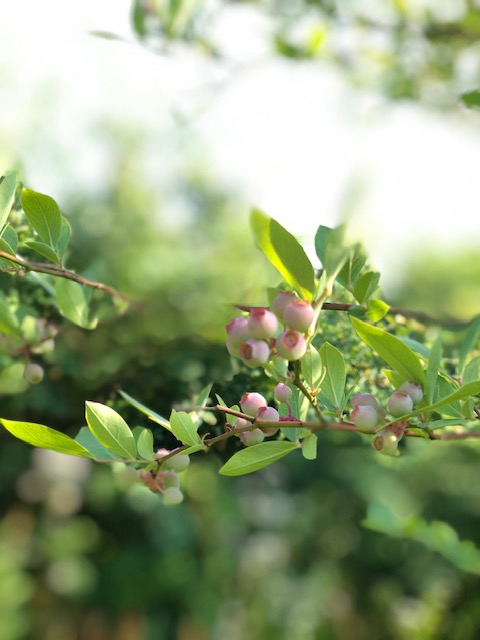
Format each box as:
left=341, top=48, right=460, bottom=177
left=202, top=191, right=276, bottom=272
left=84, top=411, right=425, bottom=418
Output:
left=169, top=409, right=202, bottom=446
left=55, top=278, right=97, bottom=329
left=21, top=188, right=62, bottom=247
left=1, top=419, right=94, bottom=458
left=251, top=209, right=315, bottom=300
left=458, top=316, right=480, bottom=377
left=366, top=299, right=390, bottom=323
left=301, top=432, right=317, bottom=460
left=132, top=426, right=154, bottom=460
left=425, top=334, right=443, bottom=405
left=301, top=345, right=323, bottom=390
left=319, top=342, right=346, bottom=410
left=0, top=172, right=17, bottom=233
left=0, top=296, right=21, bottom=337
left=353, top=271, right=380, bottom=304
left=219, top=441, right=298, bottom=476
left=463, top=357, right=480, bottom=385
left=85, top=401, right=137, bottom=459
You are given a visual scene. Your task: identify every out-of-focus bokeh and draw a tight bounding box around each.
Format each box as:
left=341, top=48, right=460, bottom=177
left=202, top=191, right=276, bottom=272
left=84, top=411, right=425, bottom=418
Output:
left=1, top=1, right=480, bottom=639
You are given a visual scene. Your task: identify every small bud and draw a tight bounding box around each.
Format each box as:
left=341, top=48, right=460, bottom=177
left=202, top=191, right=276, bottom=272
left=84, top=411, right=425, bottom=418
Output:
left=272, top=291, right=297, bottom=319
left=274, top=383, right=292, bottom=403
left=163, top=487, right=184, bottom=505
left=351, top=393, right=379, bottom=409
left=165, top=454, right=190, bottom=472
left=387, top=390, right=413, bottom=417
left=398, top=381, right=423, bottom=405
left=239, top=428, right=265, bottom=446
left=283, top=300, right=315, bottom=333
left=256, top=405, right=280, bottom=436
left=248, top=307, right=279, bottom=340
left=351, top=404, right=380, bottom=430
left=372, top=428, right=399, bottom=456
left=275, top=330, right=307, bottom=361
left=239, top=339, right=270, bottom=367
left=240, top=392, right=267, bottom=416
left=23, top=363, right=44, bottom=384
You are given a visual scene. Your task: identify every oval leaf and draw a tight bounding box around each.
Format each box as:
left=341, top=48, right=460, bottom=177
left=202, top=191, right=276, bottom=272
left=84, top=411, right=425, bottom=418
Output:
left=366, top=299, right=390, bottom=323
left=55, top=278, right=97, bottom=329
left=351, top=316, right=425, bottom=385
left=251, top=209, right=315, bottom=301
left=319, top=342, right=346, bottom=410
left=85, top=401, right=137, bottom=459
left=219, top=441, right=298, bottom=476
left=132, top=426, right=154, bottom=460
left=75, top=426, right=117, bottom=460
left=24, top=240, right=61, bottom=265
left=0, top=172, right=17, bottom=232
left=21, top=188, right=62, bottom=248
left=169, top=409, right=202, bottom=446
left=301, top=345, right=323, bottom=390
left=1, top=419, right=94, bottom=458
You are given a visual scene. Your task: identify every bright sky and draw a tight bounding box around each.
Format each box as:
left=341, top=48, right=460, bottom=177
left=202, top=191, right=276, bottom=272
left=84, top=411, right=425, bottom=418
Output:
left=1, top=0, right=479, bottom=294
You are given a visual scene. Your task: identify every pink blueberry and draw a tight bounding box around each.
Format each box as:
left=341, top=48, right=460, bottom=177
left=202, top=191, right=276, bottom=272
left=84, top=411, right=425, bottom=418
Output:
left=387, top=390, right=414, bottom=417
left=240, top=392, right=268, bottom=416
left=275, top=330, right=307, bottom=361
left=274, top=383, right=292, bottom=403
left=239, top=339, right=271, bottom=367
left=283, top=299, right=315, bottom=333
left=398, top=381, right=423, bottom=405
left=351, top=404, right=380, bottom=430
left=272, top=291, right=297, bottom=319
left=248, top=307, right=279, bottom=339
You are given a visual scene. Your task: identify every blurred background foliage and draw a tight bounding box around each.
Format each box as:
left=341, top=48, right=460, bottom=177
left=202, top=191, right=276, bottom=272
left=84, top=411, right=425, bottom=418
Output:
left=1, top=1, right=480, bottom=639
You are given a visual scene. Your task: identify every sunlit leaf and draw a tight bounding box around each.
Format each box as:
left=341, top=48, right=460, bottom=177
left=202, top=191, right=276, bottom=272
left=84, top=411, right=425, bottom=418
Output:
left=75, top=427, right=117, bottom=460
left=301, top=432, right=317, bottom=460
left=353, top=271, right=380, bottom=304
left=219, top=441, right=298, bottom=476
left=132, top=426, right=155, bottom=460
left=55, top=279, right=97, bottom=329
left=21, top=188, right=62, bottom=248
left=169, top=409, right=202, bottom=446
left=251, top=209, right=315, bottom=300
left=1, top=419, right=94, bottom=458
left=0, top=296, right=21, bottom=337
left=85, top=401, right=137, bottom=459
left=366, top=299, right=390, bottom=323
left=0, top=172, right=17, bottom=233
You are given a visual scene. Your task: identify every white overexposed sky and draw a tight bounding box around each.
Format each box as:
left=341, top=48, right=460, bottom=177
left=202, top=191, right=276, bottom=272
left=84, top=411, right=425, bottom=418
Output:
left=1, top=0, right=479, bottom=294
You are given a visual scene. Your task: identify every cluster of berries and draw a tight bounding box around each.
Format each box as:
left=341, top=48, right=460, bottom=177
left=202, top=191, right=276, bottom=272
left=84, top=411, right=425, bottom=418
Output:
left=225, top=291, right=316, bottom=367
left=140, top=449, right=190, bottom=504
left=230, top=384, right=293, bottom=446
left=350, top=381, right=424, bottom=455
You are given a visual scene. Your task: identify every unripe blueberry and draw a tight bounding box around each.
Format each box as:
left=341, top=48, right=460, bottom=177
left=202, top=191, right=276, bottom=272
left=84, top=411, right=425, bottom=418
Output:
left=235, top=417, right=253, bottom=431
left=256, top=405, right=279, bottom=436
left=372, top=429, right=399, bottom=456
left=398, top=381, right=423, bottom=405
left=162, top=486, right=184, bottom=505
left=240, top=392, right=267, bottom=416
left=140, top=470, right=159, bottom=492
left=239, top=428, right=265, bottom=446
left=239, top=339, right=270, bottom=367
left=225, top=317, right=252, bottom=357
left=283, top=300, right=315, bottom=333
left=351, top=404, right=380, bottom=430
left=23, top=363, right=44, bottom=384
left=165, top=453, right=190, bottom=472
left=248, top=307, right=279, bottom=339
left=272, top=291, right=297, bottom=319
left=275, top=330, right=307, bottom=361
left=160, top=470, right=181, bottom=489
left=274, top=383, right=292, bottom=403
left=387, top=390, right=414, bottom=417
left=351, top=393, right=379, bottom=409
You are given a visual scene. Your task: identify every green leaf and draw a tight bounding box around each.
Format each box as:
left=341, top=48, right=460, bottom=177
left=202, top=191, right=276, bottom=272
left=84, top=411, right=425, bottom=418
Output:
left=423, top=381, right=480, bottom=415
left=250, top=209, right=315, bottom=300
left=337, top=243, right=367, bottom=290
left=314, top=225, right=351, bottom=285
left=463, top=357, right=480, bottom=385
left=425, top=334, right=443, bottom=405
left=55, top=279, right=97, bottom=329
left=0, top=236, right=17, bottom=259
left=75, top=427, right=117, bottom=460
left=353, top=271, right=380, bottom=305
left=169, top=409, right=202, bottom=446
left=85, top=401, right=137, bottom=459
left=0, top=172, right=17, bottom=233
left=182, top=443, right=206, bottom=455
left=301, top=432, right=317, bottom=460
left=1, top=419, right=94, bottom=458
left=119, top=389, right=172, bottom=430
left=319, top=342, right=346, bottom=410
left=0, top=296, right=21, bottom=337
left=23, top=241, right=61, bottom=265
left=0, top=362, right=29, bottom=395
left=21, top=188, right=62, bottom=248
left=351, top=316, right=425, bottom=385
left=366, top=299, right=390, bottom=323
left=458, top=316, right=480, bottom=377
left=132, top=427, right=154, bottom=460
left=219, top=441, right=298, bottom=476
left=57, top=217, right=71, bottom=258
left=460, top=90, right=480, bottom=111
left=301, top=345, right=323, bottom=390
left=1, top=225, right=18, bottom=253
left=191, top=382, right=213, bottom=424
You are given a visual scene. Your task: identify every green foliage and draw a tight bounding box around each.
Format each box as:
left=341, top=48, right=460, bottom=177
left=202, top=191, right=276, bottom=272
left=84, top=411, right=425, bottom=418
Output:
left=219, top=441, right=298, bottom=476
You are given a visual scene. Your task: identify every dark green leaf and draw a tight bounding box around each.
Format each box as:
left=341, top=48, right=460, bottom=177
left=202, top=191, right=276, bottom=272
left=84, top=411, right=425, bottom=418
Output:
left=21, top=188, right=62, bottom=248
left=2, top=225, right=18, bottom=253
left=85, top=401, right=137, bottom=459
left=1, top=419, right=94, bottom=458
left=219, top=441, right=298, bottom=476
left=75, top=427, right=117, bottom=460
left=0, top=172, right=17, bottom=232
left=119, top=389, right=172, bottom=430
left=169, top=409, right=202, bottom=446
left=23, top=241, right=61, bottom=265
left=251, top=209, right=315, bottom=300
left=351, top=316, right=425, bottom=385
